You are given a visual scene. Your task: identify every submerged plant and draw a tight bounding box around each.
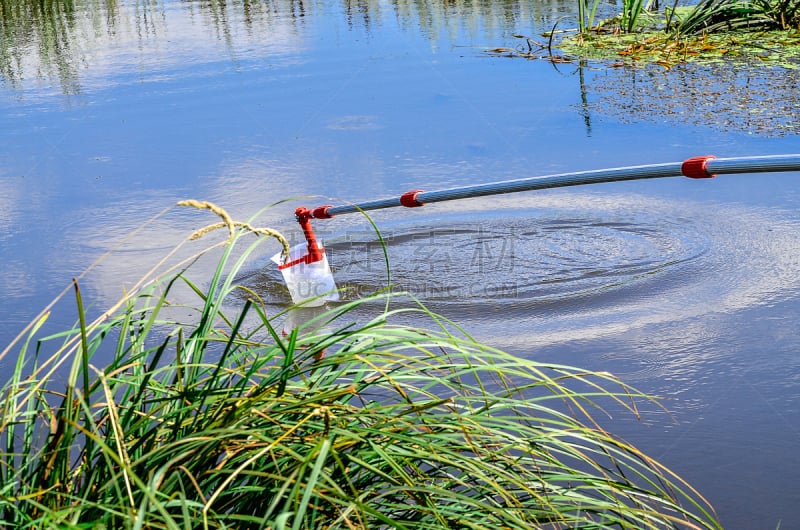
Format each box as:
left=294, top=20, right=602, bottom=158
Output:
left=0, top=201, right=722, bottom=529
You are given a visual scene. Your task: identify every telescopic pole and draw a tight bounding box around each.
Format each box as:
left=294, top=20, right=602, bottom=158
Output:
left=279, top=154, right=800, bottom=305
left=298, top=154, right=800, bottom=221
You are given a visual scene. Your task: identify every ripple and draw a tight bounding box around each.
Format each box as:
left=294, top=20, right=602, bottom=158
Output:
left=326, top=211, right=708, bottom=308
left=242, top=191, right=800, bottom=350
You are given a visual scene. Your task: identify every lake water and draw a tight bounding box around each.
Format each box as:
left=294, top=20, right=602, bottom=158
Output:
left=2, top=0, right=800, bottom=527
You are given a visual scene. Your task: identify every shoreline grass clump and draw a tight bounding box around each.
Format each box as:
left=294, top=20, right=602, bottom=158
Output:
left=497, top=0, right=800, bottom=68
left=676, top=0, right=800, bottom=35
left=0, top=201, right=722, bottom=529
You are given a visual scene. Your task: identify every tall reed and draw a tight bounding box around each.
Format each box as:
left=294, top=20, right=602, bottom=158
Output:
left=577, top=0, right=652, bottom=34
left=578, top=0, right=603, bottom=33
left=622, top=0, right=652, bottom=32
left=677, top=0, right=800, bottom=34
left=0, top=202, right=722, bottom=529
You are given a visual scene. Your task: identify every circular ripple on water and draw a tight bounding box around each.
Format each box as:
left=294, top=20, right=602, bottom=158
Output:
left=245, top=191, right=800, bottom=346
left=325, top=203, right=709, bottom=308
left=240, top=191, right=800, bottom=406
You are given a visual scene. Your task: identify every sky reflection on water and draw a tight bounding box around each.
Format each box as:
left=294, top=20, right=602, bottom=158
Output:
left=2, top=0, right=800, bottom=528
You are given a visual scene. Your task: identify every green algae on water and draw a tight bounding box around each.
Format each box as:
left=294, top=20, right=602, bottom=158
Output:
left=484, top=24, right=800, bottom=137
left=555, top=28, right=800, bottom=69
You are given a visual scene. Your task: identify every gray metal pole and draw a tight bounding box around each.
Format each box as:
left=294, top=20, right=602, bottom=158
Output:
left=304, top=154, right=800, bottom=219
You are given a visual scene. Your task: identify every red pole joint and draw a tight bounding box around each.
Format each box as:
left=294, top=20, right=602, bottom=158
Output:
left=294, top=207, right=325, bottom=264
left=311, top=205, right=333, bottom=219
left=400, top=189, right=425, bottom=208
left=682, top=155, right=717, bottom=179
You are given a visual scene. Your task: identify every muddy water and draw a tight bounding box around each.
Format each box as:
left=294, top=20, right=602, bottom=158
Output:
left=2, top=0, right=800, bottom=527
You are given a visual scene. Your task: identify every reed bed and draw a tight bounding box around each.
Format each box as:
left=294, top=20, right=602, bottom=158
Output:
left=0, top=202, right=721, bottom=529
left=676, top=0, right=800, bottom=35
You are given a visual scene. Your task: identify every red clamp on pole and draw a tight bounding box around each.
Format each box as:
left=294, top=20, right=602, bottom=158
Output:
left=400, top=189, right=425, bottom=208
left=682, top=155, right=717, bottom=179
left=295, top=207, right=325, bottom=264
left=311, top=205, right=333, bottom=219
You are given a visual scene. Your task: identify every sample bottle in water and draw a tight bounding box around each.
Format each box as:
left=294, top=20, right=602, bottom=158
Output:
left=272, top=243, right=339, bottom=307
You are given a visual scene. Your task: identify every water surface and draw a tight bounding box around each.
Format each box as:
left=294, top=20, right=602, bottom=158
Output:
left=2, top=0, right=800, bottom=528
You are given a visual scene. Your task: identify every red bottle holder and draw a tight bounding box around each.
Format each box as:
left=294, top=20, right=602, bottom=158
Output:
left=271, top=207, right=339, bottom=306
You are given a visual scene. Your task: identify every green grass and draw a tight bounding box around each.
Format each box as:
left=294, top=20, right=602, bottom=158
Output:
left=676, top=0, right=800, bottom=35
left=0, top=201, right=722, bottom=529
left=535, top=0, right=800, bottom=68
left=576, top=0, right=655, bottom=34
left=573, top=0, right=800, bottom=35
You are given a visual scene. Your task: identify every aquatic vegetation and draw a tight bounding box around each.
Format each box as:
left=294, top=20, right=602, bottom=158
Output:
left=577, top=0, right=655, bottom=33
left=572, top=0, right=800, bottom=36
left=554, top=28, right=800, bottom=68
left=621, top=0, right=655, bottom=32
left=491, top=5, right=800, bottom=70
left=486, top=8, right=800, bottom=137
left=676, top=0, right=800, bottom=35
left=0, top=201, right=723, bottom=529
left=578, top=0, right=604, bottom=34
left=536, top=0, right=800, bottom=67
